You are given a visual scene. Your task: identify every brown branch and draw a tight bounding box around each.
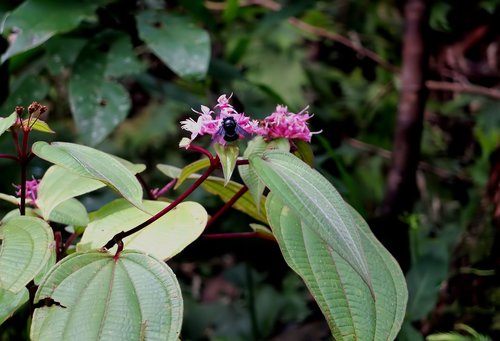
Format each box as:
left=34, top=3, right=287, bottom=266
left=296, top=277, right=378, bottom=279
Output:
left=426, top=80, right=500, bottom=100
left=382, top=0, right=429, bottom=217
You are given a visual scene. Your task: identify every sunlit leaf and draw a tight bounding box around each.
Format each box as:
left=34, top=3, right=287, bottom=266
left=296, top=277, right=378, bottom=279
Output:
left=22, top=119, right=55, bottom=133
left=0, top=216, right=54, bottom=293
left=77, top=199, right=207, bottom=260
left=250, top=150, right=372, bottom=291
left=31, top=250, right=183, bottom=341
left=0, top=287, right=29, bottom=325
left=32, top=142, right=144, bottom=210
left=46, top=198, right=89, bottom=227
left=267, top=193, right=407, bottom=340
left=136, top=10, right=210, bottom=79
left=0, top=112, right=16, bottom=137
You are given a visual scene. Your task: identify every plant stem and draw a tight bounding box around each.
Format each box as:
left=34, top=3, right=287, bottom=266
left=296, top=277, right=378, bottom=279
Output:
left=0, top=153, right=18, bottom=161
left=204, top=185, right=248, bottom=230
left=152, top=178, right=177, bottom=199
left=103, top=158, right=220, bottom=250
left=136, top=174, right=155, bottom=200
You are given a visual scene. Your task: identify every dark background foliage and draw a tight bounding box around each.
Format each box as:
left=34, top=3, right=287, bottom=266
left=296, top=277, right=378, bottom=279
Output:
left=1, top=0, right=499, bottom=340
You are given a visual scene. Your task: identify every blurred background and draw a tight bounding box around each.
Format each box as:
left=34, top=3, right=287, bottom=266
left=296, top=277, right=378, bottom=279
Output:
left=0, top=0, right=499, bottom=340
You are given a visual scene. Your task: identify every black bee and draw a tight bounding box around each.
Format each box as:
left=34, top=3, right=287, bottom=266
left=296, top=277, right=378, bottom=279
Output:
left=213, top=116, right=250, bottom=144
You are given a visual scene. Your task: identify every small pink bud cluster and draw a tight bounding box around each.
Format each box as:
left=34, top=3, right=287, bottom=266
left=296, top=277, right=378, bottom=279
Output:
left=15, top=178, right=40, bottom=205
left=180, top=94, right=319, bottom=146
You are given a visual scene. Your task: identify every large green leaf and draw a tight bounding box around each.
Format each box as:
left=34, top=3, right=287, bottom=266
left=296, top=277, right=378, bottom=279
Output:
left=46, top=198, right=89, bottom=227
left=0, top=287, right=29, bottom=325
left=249, top=150, right=372, bottom=290
left=0, top=216, right=54, bottom=293
left=30, top=250, right=183, bottom=341
left=69, top=34, right=131, bottom=146
left=136, top=10, right=210, bottom=79
left=77, top=199, right=207, bottom=260
left=1, top=0, right=105, bottom=63
left=32, top=142, right=144, bottom=210
left=37, top=165, right=103, bottom=221
left=267, top=193, right=407, bottom=340
left=0, top=112, right=16, bottom=137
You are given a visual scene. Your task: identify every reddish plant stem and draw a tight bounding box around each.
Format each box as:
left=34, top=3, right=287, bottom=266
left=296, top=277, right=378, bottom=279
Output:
left=236, top=159, right=249, bottom=166
left=0, top=153, right=18, bottom=161
left=103, top=158, right=220, bottom=250
left=205, top=185, right=249, bottom=231
left=187, top=144, right=214, bottom=160
left=136, top=174, right=155, bottom=200
left=19, top=158, right=27, bottom=215
left=152, top=178, right=177, bottom=199
left=63, top=232, right=78, bottom=252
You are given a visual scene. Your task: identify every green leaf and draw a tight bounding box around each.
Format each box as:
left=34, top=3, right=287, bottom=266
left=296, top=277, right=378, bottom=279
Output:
left=250, top=150, right=372, bottom=291
left=0, top=287, right=29, bottom=325
left=37, top=165, right=103, bottom=221
left=0, top=112, right=16, bottom=137
left=32, top=142, right=144, bottom=210
left=267, top=193, right=407, bottom=340
left=69, top=34, right=131, bottom=146
left=292, top=139, right=314, bottom=166
left=30, top=250, right=183, bottom=341
left=1, top=0, right=106, bottom=62
left=239, top=136, right=268, bottom=209
left=23, top=118, right=55, bottom=134
left=214, top=143, right=239, bottom=185
left=136, top=10, right=210, bottom=79
left=47, top=198, right=89, bottom=226
left=77, top=199, right=207, bottom=260
left=174, top=158, right=210, bottom=189
left=105, top=34, right=145, bottom=77
left=0, top=216, right=54, bottom=293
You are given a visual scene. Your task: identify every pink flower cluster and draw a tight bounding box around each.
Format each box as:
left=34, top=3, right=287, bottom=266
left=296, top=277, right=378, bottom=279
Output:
left=180, top=94, right=319, bottom=146
left=15, top=178, right=40, bottom=205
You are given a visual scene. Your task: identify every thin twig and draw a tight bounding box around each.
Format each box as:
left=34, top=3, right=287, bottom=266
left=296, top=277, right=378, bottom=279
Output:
left=426, top=80, right=500, bottom=100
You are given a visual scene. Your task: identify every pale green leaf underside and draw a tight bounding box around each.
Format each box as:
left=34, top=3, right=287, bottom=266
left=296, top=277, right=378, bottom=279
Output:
left=32, top=142, right=144, bottom=210
left=77, top=199, right=207, bottom=260
left=250, top=150, right=371, bottom=291
left=0, top=112, right=17, bottom=137
left=0, top=216, right=54, bottom=293
left=46, top=198, right=89, bottom=227
left=30, top=250, right=183, bottom=341
left=0, top=287, right=29, bottom=325
left=267, top=193, right=407, bottom=341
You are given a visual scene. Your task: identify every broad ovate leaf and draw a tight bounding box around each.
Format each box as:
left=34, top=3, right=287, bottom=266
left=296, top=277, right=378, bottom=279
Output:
left=136, top=10, right=210, bottom=79
left=267, top=193, right=407, bottom=340
left=69, top=36, right=131, bottom=146
left=78, top=199, right=207, bottom=260
left=0, top=287, right=29, bottom=325
left=0, top=112, right=17, bottom=137
left=37, top=165, right=103, bottom=221
left=32, top=142, right=144, bottom=210
left=30, top=250, right=183, bottom=341
left=46, top=198, right=89, bottom=226
left=0, top=216, right=54, bottom=293
left=250, top=150, right=371, bottom=291
left=239, top=136, right=268, bottom=209
left=214, top=143, right=239, bottom=185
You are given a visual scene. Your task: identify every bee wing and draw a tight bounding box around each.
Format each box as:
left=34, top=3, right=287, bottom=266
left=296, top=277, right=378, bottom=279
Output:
left=211, top=125, right=227, bottom=145
left=236, top=125, right=251, bottom=139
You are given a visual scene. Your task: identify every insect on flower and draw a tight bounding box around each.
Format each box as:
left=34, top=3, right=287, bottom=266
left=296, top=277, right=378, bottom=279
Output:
left=212, top=116, right=251, bottom=145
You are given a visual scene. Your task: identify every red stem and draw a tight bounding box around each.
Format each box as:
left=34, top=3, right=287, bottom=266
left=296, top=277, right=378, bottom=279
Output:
left=102, top=159, right=220, bottom=250
left=205, top=185, right=248, bottom=231
left=152, top=178, right=177, bottom=199
left=0, top=153, right=18, bottom=161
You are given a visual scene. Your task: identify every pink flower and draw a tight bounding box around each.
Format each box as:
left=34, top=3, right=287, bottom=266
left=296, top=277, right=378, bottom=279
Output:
left=180, top=94, right=255, bottom=146
left=15, top=178, right=40, bottom=205
left=258, top=105, right=320, bottom=142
